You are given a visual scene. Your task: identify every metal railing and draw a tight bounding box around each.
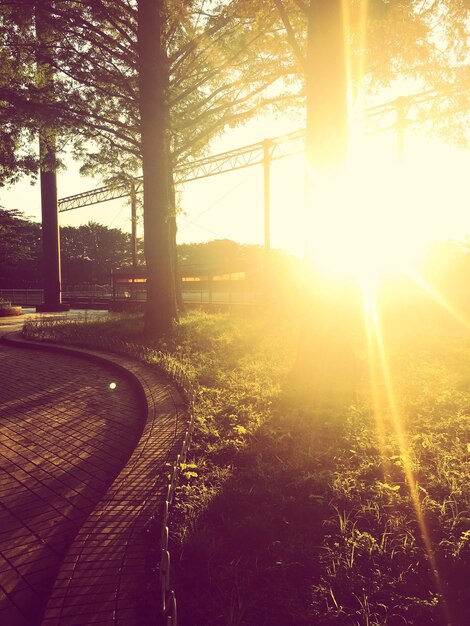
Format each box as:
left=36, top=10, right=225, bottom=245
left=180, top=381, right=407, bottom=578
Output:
left=1, top=288, right=261, bottom=308
left=0, top=289, right=44, bottom=305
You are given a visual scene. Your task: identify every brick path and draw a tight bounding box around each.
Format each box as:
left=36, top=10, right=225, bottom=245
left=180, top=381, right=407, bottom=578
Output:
left=0, top=323, right=188, bottom=626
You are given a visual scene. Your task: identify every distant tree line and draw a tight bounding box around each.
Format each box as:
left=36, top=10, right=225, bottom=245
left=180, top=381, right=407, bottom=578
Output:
left=0, top=208, right=132, bottom=287
left=1, top=208, right=297, bottom=289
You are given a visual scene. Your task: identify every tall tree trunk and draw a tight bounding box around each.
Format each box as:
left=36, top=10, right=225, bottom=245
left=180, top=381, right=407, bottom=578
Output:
left=306, top=0, right=348, bottom=170
left=38, top=155, right=61, bottom=308
left=35, top=0, right=64, bottom=311
left=137, top=0, right=177, bottom=337
left=293, top=0, right=356, bottom=404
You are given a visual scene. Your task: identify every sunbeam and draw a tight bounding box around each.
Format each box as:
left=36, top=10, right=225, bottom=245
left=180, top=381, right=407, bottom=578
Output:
left=411, top=271, right=470, bottom=333
left=362, top=285, right=452, bottom=624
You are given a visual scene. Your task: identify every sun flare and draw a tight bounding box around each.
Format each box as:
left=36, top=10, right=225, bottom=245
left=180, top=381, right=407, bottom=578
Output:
left=301, top=129, right=468, bottom=291
left=305, top=166, right=423, bottom=283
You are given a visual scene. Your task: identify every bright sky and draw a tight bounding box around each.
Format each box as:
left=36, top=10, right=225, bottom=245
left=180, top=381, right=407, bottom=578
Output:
left=1, top=104, right=469, bottom=262
left=0, top=113, right=305, bottom=247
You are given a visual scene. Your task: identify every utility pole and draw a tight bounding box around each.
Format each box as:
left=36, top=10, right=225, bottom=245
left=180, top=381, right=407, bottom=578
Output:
left=129, top=180, right=138, bottom=301
left=262, top=138, right=273, bottom=303
left=130, top=180, right=138, bottom=269
left=395, top=96, right=407, bottom=162
left=263, top=139, right=272, bottom=254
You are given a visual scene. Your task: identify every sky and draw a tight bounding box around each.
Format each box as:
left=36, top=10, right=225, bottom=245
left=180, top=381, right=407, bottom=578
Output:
left=0, top=113, right=305, bottom=249
left=1, top=101, right=469, bottom=259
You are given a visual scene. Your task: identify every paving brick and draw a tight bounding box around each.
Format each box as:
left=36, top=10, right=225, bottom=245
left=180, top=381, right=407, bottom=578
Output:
left=1, top=328, right=189, bottom=626
left=0, top=340, right=144, bottom=626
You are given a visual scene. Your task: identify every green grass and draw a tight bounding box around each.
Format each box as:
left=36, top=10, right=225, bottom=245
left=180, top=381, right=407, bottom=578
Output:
left=24, top=308, right=470, bottom=626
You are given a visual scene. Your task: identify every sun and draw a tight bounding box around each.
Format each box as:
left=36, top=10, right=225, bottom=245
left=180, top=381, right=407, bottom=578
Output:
left=301, top=130, right=468, bottom=290
left=305, top=167, right=422, bottom=283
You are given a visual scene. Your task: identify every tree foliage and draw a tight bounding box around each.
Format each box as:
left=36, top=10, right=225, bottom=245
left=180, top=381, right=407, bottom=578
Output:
left=60, top=221, right=132, bottom=284
left=271, top=0, right=469, bottom=147
left=0, top=209, right=132, bottom=287
left=0, top=1, right=298, bottom=183
left=0, top=208, right=42, bottom=286
left=0, top=3, right=40, bottom=185
left=178, top=239, right=264, bottom=273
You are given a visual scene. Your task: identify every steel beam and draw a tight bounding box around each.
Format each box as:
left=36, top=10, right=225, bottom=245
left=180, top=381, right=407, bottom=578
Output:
left=57, top=85, right=468, bottom=213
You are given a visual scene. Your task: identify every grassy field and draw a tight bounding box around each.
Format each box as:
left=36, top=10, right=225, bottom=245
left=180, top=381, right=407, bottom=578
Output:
left=24, top=305, right=470, bottom=626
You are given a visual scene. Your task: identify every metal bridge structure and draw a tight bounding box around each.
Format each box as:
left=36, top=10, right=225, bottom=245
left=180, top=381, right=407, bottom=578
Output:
left=57, top=82, right=468, bottom=262
left=57, top=129, right=305, bottom=213
left=57, top=129, right=306, bottom=263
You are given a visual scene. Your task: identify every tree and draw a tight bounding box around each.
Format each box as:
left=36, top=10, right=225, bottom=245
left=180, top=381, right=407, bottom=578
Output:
left=60, top=221, right=132, bottom=284
left=286, top=2, right=355, bottom=402
left=1, top=0, right=298, bottom=336
left=178, top=239, right=264, bottom=273
left=35, top=0, right=64, bottom=310
left=136, top=0, right=175, bottom=335
left=61, top=0, right=297, bottom=336
left=0, top=208, right=42, bottom=287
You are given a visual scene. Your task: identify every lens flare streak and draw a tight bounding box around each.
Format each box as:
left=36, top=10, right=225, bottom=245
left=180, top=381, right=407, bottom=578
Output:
left=411, top=271, right=470, bottom=333
left=362, top=288, right=451, bottom=622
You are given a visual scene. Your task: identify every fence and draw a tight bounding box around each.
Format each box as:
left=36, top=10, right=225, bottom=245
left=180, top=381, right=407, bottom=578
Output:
left=1, top=288, right=260, bottom=308
left=0, top=289, right=44, bottom=305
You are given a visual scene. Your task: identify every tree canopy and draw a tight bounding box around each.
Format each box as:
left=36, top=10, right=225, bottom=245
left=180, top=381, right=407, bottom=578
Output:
left=1, top=0, right=467, bottom=183
left=0, top=1, right=297, bottom=183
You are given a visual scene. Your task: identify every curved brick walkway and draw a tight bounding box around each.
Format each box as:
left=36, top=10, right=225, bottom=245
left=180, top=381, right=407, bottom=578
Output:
left=0, top=321, right=188, bottom=626
left=0, top=340, right=144, bottom=626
